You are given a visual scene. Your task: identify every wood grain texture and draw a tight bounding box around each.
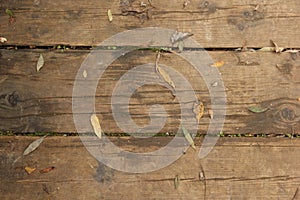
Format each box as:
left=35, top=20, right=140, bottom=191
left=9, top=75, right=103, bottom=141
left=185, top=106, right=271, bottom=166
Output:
left=0, top=136, right=299, bottom=199
left=0, top=0, right=300, bottom=47
left=0, top=49, right=299, bottom=134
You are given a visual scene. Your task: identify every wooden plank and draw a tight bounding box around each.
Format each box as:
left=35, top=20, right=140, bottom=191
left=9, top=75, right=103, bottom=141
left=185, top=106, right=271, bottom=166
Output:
left=0, top=136, right=299, bottom=199
left=0, top=49, right=300, bottom=134
left=1, top=0, right=300, bottom=47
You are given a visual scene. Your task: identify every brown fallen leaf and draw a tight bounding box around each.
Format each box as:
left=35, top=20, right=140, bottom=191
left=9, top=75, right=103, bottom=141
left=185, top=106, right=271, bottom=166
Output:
left=193, top=102, right=204, bottom=123
left=155, top=52, right=176, bottom=89
left=40, top=166, right=55, bottom=174
left=211, top=61, right=225, bottom=68
left=25, top=166, right=36, bottom=175
left=91, top=114, right=102, bottom=139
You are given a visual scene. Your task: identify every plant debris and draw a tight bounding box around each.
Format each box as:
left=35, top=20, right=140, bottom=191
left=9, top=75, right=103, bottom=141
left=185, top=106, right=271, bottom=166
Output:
left=107, top=9, right=113, bottom=22
left=0, top=37, right=7, bottom=43
left=170, top=31, right=193, bottom=44
left=83, top=70, right=88, bottom=78
left=271, top=40, right=284, bottom=53
left=91, top=114, right=102, bottom=139
left=211, top=61, right=225, bottom=67
left=120, top=0, right=155, bottom=21
left=183, top=0, right=190, bottom=8
left=193, top=102, right=204, bottom=123
left=208, top=109, right=214, bottom=119
left=182, top=125, right=196, bottom=150
left=23, top=135, right=48, bottom=156
left=36, top=54, right=44, bottom=72
left=25, top=167, right=36, bottom=175
left=174, top=175, right=180, bottom=189
left=40, top=166, right=55, bottom=174
left=5, top=9, right=16, bottom=24
left=248, top=106, right=269, bottom=113
left=155, top=52, right=176, bottom=89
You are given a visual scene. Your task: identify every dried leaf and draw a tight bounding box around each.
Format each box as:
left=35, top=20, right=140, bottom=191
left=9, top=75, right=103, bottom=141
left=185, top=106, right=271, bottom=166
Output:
left=155, top=52, right=175, bottom=89
left=36, top=54, right=44, bottom=72
left=174, top=175, right=180, bottom=189
left=40, top=166, right=55, bottom=174
left=271, top=40, right=284, bottom=53
left=107, top=9, right=113, bottom=22
left=0, top=37, right=7, bottom=43
left=23, top=135, right=48, bottom=156
left=5, top=9, right=14, bottom=17
left=182, top=125, right=196, bottom=150
left=25, top=167, right=36, bottom=175
left=286, top=49, right=300, bottom=53
left=83, top=70, right=88, bottom=78
left=211, top=61, right=225, bottom=68
left=91, top=114, right=102, bottom=139
left=248, top=106, right=269, bottom=113
left=183, top=0, right=190, bottom=8
left=170, top=31, right=193, bottom=44
left=258, top=47, right=276, bottom=52
left=178, top=41, right=184, bottom=52
left=193, top=102, right=204, bottom=123
left=254, top=4, right=259, bottom=11
left=208, top=109, right=214, bottom=119
left=297, top=97, right=300, bottom=102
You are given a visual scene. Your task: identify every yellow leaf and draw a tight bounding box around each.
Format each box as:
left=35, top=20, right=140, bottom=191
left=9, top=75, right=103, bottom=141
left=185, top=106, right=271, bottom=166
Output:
left=91, top=114, right=102, bottom=139
left=25, top=167, right=36, bottom=175
left=174, top=175, right=180, bottom=189
left=107, top=9, right=113, bottom=22
left=193, top=102, right=204, bottom=123
left=211, top=61, right=225, bottom=68
left=182, top=126, right=196, bottom=150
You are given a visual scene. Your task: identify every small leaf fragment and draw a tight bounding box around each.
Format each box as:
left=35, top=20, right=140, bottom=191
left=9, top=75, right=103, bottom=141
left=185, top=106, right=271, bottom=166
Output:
left=208, top=109, right=214, bottom=119
left=248, top=106, right=269, bottom=113
left=286, top=49, right=300, bottom=53
left=36, top=54, right=44, bottom=72
left=271, top=40, right=284, bottom=53
left=40, top=166, right=55, bottom=174
left=83, top=70, right=88, bottom=78
left=23, top=135, right=48, bottom=156
left=155, top=52, right=175, bottom=89
left=25, top=167, right=36, bottom=175
left=258, top=47, right=275, bottom=52
left=174, top=175, right=180, bottom=189
left=182, top=125, right=196, bottom=150
left=5, top=9, right=14, bottom=17
left=91, top=114, right=102, bottom=139
left=193, top=102, right=204, bottom=123
left=211, top=61, right=225, bottom=68
left=0, top=37, right=7, bottom=43
left=170, top=31, right=193, bottom=44
left=107, top=9, right=113, bottom=22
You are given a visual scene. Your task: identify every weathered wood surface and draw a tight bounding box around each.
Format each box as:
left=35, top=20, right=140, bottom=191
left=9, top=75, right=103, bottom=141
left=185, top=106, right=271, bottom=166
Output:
left=0, top=136, right=299, bottom=199
left=0, top=49, right=300, bottom=134
left=0, top=0, right=300, bottom=48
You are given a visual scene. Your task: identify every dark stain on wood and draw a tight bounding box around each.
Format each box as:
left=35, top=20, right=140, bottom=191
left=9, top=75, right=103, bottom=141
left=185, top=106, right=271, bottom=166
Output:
left=94, top=162, right=115, bottom=183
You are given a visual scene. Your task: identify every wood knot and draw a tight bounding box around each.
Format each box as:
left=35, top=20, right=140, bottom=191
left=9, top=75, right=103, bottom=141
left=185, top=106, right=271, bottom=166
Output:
left=280, top=107, right=295, bottom=122
left=0, top=91, right=19, bottom=108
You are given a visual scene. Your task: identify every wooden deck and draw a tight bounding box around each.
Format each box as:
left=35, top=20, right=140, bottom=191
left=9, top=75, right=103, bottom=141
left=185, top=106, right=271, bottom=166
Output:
left=0, top=0, right=300, bottom=199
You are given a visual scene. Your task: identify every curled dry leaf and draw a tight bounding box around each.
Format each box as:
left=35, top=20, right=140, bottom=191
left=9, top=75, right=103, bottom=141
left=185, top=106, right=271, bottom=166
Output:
left=83, top=70, right=88, bottom=78
left=40, top=166, right=55, bottom=174
left=91, top=114, right=102, bottom=139
left=23, top=135, right=48, bottom=156
left=36, top=54, right=44, bottom=72
left=211, top=61, right=225, bottom=68
left=107, top=9, right=113, bottom=22
left=193, top=102, right=204, bottom=123
left=25, top=167, right=36, bottom=175
left=174, top=175, right=180, bottom=189
left=170, top=31, right=193, bottom=44
left=271, top=40, right=284, bottom=53
left=0, top=37, right=7, bottom=43
left=182, top=125, right=196, bottom=150
left=155, top=52, right=176, bottom=89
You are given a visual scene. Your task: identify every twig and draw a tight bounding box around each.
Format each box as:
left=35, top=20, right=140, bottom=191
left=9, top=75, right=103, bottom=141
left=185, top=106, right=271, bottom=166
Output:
left=292, top=188, right=299, bottom=200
